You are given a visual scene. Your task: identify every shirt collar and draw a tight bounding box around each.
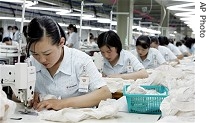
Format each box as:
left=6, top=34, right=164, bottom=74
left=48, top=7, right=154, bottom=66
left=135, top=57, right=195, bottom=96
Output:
left=56, top=45, right=72, bottom=75
left=33, top=46, right=72, bottom=75
left=103, top=49, right=124, bottom=67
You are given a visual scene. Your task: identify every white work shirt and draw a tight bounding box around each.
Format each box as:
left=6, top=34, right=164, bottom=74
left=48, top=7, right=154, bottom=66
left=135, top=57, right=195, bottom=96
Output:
left=132, top=48, right=166, bottom=69
left=158, top=45, right=177, bottom=61
left=31, top=46, right=106, bottom=99
left=66, top=32, right=80, bottom=49
left=103, top=49, right=145, bottom=75
left=177, top=45, right=190, bottom=54
left=167, top=43, right=182, bottom=56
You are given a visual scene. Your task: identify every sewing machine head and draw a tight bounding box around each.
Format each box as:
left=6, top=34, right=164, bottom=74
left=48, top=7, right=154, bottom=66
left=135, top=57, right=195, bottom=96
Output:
left=0, top=63, right=36, bottom=107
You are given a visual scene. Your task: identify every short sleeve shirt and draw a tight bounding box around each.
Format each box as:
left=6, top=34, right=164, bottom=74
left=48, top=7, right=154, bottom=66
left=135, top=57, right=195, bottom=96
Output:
left=31, top=46, right=106, bottom=99
left=103, top=49, right=144, bottom=75
left=67, top=32, right=79, bottom=49
left=132, top=48, right=166, bottom=69
left=158, top=45, right=177, bottom=61
left=167, top=43, right=182, bottom=56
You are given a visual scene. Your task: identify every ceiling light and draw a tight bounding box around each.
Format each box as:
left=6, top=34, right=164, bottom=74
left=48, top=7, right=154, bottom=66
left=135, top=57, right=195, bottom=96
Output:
left=56, top=12, right=94, bottom=17
left=0, top=0, right=25, bottom=3
left=0, top=17, right=16, bottom=20
left=26, top=6, right=70, bottom=12
left=15, top=18, right=31, bottom=22
left=83, top=3, right=103, bottom=6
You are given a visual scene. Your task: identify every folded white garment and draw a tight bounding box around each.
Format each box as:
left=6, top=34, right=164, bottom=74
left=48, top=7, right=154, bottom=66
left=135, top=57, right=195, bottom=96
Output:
left=39, top=98, right=120, bottom=122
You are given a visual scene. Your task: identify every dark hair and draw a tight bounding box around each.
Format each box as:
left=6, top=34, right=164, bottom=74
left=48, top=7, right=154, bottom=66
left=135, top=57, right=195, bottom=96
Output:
left=136, top=35, right=151, bottom=49
left=26, top=16, right=66, bottom=57
left=7, top=26, right=13, bottom=30
left=176, top=41, right=182, bottom=47
left=13, top=26, right=18, bottom=30
left=23, top=25, right=28, bottom=38
left=158, top=36, right=169, bottom=46
left=90, top=33, right=94, bottom=39
left=150, top=36, right=159, bottom=45
left=184, top=37, right=195, bottom=49
left=97, top=30, right=122, bottom=55
left=2, top=37, right=12, bottom=43
left=67, top=24, right=77, bottom=33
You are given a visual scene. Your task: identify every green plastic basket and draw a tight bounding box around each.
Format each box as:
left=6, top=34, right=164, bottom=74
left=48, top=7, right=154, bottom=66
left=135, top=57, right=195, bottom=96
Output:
left=123, top=85, right=168, bottom=114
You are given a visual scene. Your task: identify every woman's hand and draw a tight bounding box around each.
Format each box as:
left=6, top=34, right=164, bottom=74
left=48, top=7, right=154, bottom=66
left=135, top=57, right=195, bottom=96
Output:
left=30, top=92, right=40, bottom=109
left=35, top=99, right=64, bottom=112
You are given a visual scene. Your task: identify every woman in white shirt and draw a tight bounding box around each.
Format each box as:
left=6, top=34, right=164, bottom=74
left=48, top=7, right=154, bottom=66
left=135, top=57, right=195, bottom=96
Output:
left=132, top=35, right=166, bottom=69
left=97, top=30, right=148, bottom=80
left=176, top=40, right=191, bottom=57
left=66, top=24, right=79, bottom=49
left=150, top=36, right=179, bottom=63
left=26, top=16, right=111, bottom=111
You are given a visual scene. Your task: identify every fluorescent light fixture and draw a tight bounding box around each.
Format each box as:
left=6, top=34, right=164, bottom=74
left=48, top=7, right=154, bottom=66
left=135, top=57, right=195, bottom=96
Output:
left=38, top=0, right=57, bottom=6
left=81, top=26, right=92, bottom=30
left=82, top=16, right=98, bottom=21
left=112, top=12, right=129, bottom=15
left=111, top=21, right=117, bottom=25
left=0, top=17, right=16, bottom=20
left=91, top=27, right=101, bottom=31
left=97, top=18, right=111, bottom=23
left=84, top=3, right=103, bottom=6
left=169, top=34, right=175, bottom=37
left=15, top=18, right=31, bottom=22
left=56, top=12, right=94, bottom=17
left=0, top=0, right=26, bottom=3
left=100, top=28, right=109, bottom=32
left=0, top=0, right=37, bottom=6
left=26, top=6, right=71, bottom=12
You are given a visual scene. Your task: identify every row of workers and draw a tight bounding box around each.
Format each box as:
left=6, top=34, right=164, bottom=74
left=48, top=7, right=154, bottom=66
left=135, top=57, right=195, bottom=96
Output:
left=1, top=16, right=194, bottom=119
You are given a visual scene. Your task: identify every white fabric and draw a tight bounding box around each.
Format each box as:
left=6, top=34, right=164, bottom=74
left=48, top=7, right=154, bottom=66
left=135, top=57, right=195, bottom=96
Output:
left=131, top=48, right=166, bottom=69
left=66, top=32, right=80, bottom=49
left=103, top=49, right=145, bottom=75
left=104, top=77, right=134, bottom=93
left=39, top=98, right=120, bottom=122
left=0, top=84, right=16, bottom=121
left=143, top=62, right=195, bottom=122
left=31, top=46, right=106, bottom=99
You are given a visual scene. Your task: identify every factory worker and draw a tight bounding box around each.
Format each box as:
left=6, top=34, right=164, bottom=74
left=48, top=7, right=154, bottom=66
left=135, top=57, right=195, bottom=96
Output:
left=131, top=35, right=166, bottom=69
left=26, top=16, right=112, bottom=111
left=150, top=36, right=179, bottom=63
left=97, top=30, right=148, bottom=80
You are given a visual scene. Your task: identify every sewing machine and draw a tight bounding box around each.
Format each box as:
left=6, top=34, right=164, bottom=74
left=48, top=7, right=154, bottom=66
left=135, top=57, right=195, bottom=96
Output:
left=0, top=62, right=36, bottom=112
